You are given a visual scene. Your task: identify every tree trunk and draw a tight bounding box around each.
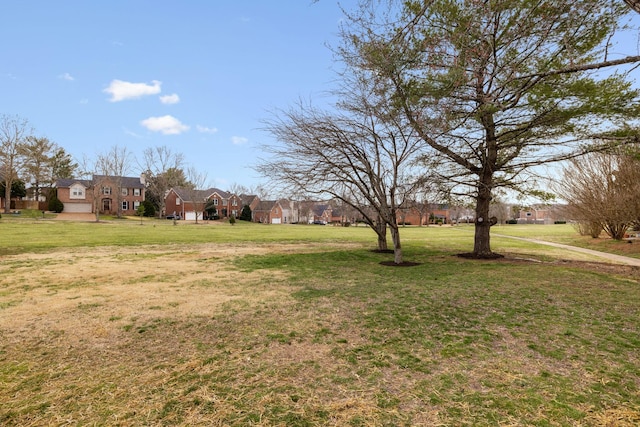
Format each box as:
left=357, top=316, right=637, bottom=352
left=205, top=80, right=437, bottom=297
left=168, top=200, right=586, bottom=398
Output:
left=473, top=176, right=498, bottom=258
left=4, top=182, right=10, bottom=213
left=375, top=221, right=388, bottom=251
left=389, top=224, right=403, bottom=264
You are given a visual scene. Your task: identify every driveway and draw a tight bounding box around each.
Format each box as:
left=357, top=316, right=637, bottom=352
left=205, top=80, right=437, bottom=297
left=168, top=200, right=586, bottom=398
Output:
left=53, top=213, right=97, bottom=221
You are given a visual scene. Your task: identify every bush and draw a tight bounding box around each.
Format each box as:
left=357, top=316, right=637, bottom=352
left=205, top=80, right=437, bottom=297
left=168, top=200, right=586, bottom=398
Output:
left=141, top=200, right=156, bottom=217
left=554, top=220, right=566, bottom=224
left=48, top=196, right=64, bottom=213
left=506, top=219, right=518, bottom=224
left=239, top=205, right=252, bottom=221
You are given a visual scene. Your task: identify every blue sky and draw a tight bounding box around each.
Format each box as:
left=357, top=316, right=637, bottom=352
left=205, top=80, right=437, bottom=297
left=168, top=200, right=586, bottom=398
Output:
left=1, top=1, right=356, bottom=190
left=2, top=2, right=640, bottom=194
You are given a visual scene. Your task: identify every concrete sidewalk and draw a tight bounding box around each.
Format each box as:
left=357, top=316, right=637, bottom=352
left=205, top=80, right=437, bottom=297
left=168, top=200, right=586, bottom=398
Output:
left=494, top=234, right=640, bottom=267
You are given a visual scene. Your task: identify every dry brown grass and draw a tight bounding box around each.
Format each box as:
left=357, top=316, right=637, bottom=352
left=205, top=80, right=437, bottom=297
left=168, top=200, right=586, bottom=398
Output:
left=2, top=232, right=640, bottom=425
left=0, top=242, right=393, bottom=425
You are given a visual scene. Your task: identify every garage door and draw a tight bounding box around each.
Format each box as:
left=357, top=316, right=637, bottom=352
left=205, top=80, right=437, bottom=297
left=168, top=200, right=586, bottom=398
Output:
left=185, top=211, right=196, bottom=221
left=271, top=218, right=281, bottom=224
left=63, top=203, right=92, bottom=213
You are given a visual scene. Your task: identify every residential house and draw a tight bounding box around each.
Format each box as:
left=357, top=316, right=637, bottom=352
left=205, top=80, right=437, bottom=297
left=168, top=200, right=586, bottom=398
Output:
left=164, top=187, right=243, bottom=220
left=310, top=203, right=332, bottom=224
left=517, top=205, right=566, bottom=224
left=517, top=206, right=551, bottom=224
left=240, top=194, right=261, bottom=220
left=279, top=199, right=298, bottom=224
left=55, top=175, right=145, bottom=215
left=397, top=202, right=451, bottom=225
left=253, top=200, right=286, bottom=224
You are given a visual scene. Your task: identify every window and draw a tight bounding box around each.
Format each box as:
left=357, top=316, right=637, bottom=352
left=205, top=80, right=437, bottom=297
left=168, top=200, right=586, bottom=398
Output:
left=213, top=199, right=219, bottom=206
left=223, top=199, right=228, bottom=206
left=102, top=187, right=111, bottom=195
left=122, top=201, right=129, bottom=211
left=133, top=201, right=140, bottom=209
left=133, top=188, right=141, bottom=196
left=176, top=198, right=181, bottom=205
left=232, top=210, right=238, bottom=217
left=121, top=188, right=128, bottom=196
left=232, top=199, right=238, bottom=206
left=70, top=184, right=85, bottom=199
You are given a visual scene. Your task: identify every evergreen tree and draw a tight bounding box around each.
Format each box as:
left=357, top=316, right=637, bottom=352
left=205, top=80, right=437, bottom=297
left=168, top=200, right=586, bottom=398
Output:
left=239, top=204, right=252, bottom=221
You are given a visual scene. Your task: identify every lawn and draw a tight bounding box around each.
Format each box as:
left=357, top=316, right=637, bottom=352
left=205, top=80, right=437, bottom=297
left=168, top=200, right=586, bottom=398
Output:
left=491, top=223, right=640, bottom=259
left=1, top=217, right=639, bottom=425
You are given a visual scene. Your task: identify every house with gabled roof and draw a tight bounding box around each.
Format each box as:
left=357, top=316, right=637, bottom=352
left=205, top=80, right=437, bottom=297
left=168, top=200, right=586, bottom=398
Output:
left=55, top=175, right=145, bottom=216
left=239, top=194, right=260, bottom=220
left=164, top=186, right=244, bottom=220
left=253, top=200, right=287, bottom=224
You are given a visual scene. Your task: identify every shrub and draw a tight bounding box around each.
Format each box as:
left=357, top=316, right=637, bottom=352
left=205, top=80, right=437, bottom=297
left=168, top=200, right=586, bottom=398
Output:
left=141, top=200, right=156, bottom=217
left=506, top=219, right=518, bottom=224
left=239, top=205, right=252, bottom=221
left=554, top=220, right=566, bottom=224
left=48, top=196, right=64, bottom=213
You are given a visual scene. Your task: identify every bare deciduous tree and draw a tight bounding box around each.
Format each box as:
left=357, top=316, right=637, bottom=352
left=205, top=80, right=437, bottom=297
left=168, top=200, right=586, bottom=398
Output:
left=97, top=145, right=133, bottom=218
left=184, top=166, right=210, bottom=224
left=624, top=0, right=640, bottom=14
left=260, top=91, right=427, bottom=264
left=139, top=146, right=185, bottom=217
left=0, top=114, right=31, bottom=213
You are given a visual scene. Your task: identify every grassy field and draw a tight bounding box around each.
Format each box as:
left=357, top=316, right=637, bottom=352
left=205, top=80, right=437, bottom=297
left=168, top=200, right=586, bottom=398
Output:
left=1, top=217, right=640, bottom=425
left=492, top=223, right=640, bottom=259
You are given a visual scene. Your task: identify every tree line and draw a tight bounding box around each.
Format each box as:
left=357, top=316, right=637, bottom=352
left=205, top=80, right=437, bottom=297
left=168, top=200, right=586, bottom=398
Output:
left=0, top=114, right=265, bottom=219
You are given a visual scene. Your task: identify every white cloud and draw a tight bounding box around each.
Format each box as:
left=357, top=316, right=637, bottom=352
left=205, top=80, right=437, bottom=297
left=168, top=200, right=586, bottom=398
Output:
left=231, top=136, right=248, bottom=145
left=160, top=93, right=180, bottom=105
left=59, top=72, right=74, bottom=81
left=197, top=125, right=218, bottom=134
left=104, top=79, right=162, bottom=102
left=140, top=115, right=190, bottom=135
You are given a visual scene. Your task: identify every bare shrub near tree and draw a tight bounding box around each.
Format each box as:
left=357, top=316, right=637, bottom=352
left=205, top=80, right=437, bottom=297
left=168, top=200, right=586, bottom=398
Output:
left=557, top=151, right=640, bottom=240
left=339, top=0, right=640, bottom=258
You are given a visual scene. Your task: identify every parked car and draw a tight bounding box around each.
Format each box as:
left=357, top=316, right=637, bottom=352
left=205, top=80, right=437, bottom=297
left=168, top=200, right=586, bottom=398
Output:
left=166, top=214, right=181, bottom=220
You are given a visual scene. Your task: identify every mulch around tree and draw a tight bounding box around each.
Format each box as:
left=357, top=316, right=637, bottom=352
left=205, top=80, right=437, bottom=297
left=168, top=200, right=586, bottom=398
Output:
left=379, top=260, right=422, bottom=267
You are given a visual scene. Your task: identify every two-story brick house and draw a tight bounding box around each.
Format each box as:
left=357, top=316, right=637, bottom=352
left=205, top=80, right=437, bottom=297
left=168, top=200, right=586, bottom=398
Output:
left=56, top=175, right=145, bottom=215
left=164, top=187, right=245, bottom=220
